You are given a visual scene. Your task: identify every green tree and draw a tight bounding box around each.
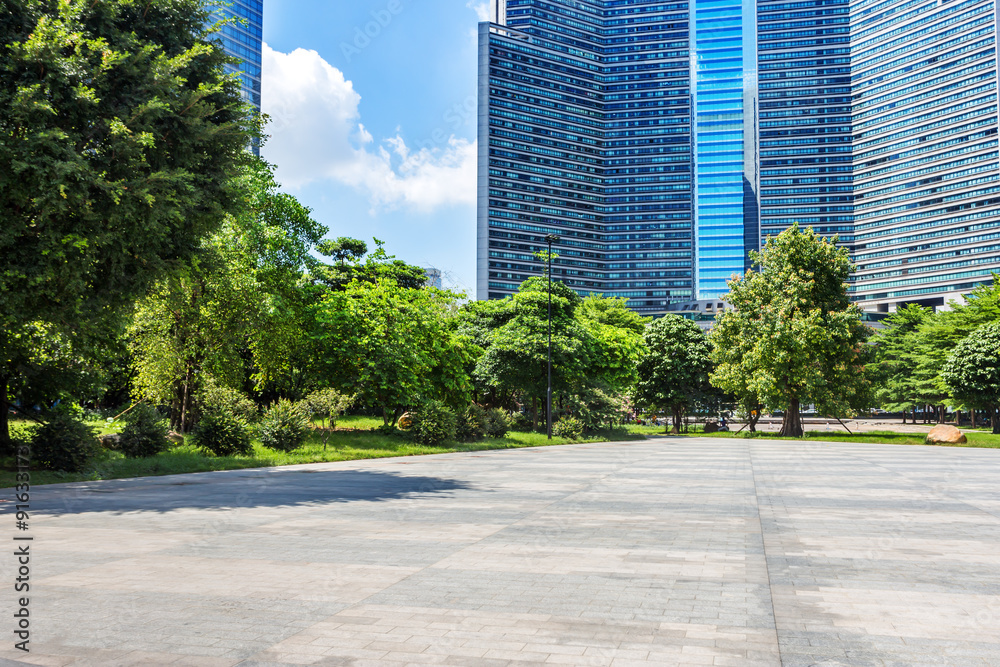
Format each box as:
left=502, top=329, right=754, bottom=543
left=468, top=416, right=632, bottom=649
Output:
left=710, top=224, right=874, bottom=437
left=312, top=277, right=474, bottom=426
left=577, top=295, right=649, bottom=395
left=942, top=322, right=1000, bottom=433
left=0, top=0, right=251, bottom=444
left=906, top=279, right=1000, bottom=421
left=128, top=157, right=323, bottom=431
left=472, top=278, right=592, bottom=429
left=633, top=315, right=713, bottom=434
left=871, top=304, right=932, bottom=421
left=308, top=237, right=429, bottom=291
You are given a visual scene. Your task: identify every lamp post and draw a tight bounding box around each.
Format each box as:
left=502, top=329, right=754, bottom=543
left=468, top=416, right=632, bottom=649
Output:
left=544, top=233, right=559, bottom=439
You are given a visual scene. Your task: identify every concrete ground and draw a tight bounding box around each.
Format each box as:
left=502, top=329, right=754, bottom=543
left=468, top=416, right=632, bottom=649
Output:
left=3, top=438, right=1000, bottom=666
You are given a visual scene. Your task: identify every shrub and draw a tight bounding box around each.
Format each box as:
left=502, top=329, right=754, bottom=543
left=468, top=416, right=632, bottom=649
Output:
left=411, top=400, right=457, bottom=446
left=259, top=399, right=310, bottom=452
left=118, top=404, right=170, bottom=459
left=303, top=388, right=353, bottom=429
left=31, top=414, right=99, bottom=472
left=456, top=404, right=486, bottom=441
left=508, top=411, right=532, bottom=432
left=484, top=408, right=509, bottom=438
left=553, top=416, right=584, bottom=440
left=191, top=413, right=252, bottom=457
left=198, top=379, right=258, bottom=423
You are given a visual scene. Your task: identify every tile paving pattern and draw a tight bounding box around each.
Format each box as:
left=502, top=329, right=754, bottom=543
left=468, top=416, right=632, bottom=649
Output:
left=2, top=439, right=1000, bottom=665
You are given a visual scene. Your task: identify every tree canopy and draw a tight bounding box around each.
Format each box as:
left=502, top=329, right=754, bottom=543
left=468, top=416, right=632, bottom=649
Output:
left=942, top=323, right=1000, bottom=433
left=710, top=224, right=874, bottom=436
left=0, top=0, right=252, bottom=443
left=633, top=315, right=713, bottom=433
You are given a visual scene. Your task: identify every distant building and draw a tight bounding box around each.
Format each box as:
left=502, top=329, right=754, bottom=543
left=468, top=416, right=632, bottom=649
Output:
left=477, top=0, right=1000, bottom=314
left=208, top=1, right=263, bottom=113
left=424, top=267, right=443, bottom=289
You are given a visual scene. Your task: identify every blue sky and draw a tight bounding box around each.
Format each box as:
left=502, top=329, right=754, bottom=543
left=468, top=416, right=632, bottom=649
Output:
left=261, top=0, right=489, bottom=295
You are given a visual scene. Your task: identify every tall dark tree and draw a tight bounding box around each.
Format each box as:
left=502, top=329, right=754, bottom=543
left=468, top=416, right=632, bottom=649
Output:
left=633, top=315, right=713, bottom=434
left=1, top=0, right=252, bottom=443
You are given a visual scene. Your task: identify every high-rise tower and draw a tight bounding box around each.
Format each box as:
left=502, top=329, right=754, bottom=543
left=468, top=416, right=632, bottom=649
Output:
left=478, top=0, right=1000, bottom=313
left=848, top=0, right=1000, bottom=310
left=208, top=1, right=263, bottom=112
left=479, top=0, right=709, bottom=313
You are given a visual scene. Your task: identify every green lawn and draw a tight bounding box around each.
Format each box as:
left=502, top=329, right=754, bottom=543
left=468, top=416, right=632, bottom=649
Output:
left=0, top=415, right=645, bottom=488
left=7, top=415, right=1000, bottom=488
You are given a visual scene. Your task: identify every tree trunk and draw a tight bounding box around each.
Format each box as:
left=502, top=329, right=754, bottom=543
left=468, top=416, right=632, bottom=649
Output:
left=532, top=396, right=538, bottom=431
left=0, top=374, right=9, bottom=448
left=671, top=406, right=681, bottom=435
left=180, top=366, right=192, bottom=434
left=779, top=397, right=804, bottom=437
left=972, top=409, right=977, bottom=428
left=992, top=406, right=1000, bottom=435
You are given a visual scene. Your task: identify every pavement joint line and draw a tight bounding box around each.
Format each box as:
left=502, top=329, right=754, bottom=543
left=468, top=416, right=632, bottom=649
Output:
left=747, top=443, right=783, bottom=665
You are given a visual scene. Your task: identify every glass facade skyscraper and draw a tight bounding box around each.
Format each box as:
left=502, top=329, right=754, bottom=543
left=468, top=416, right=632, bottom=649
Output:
left=478, top=0, right=1000, bottom=312
left=692, top=0, right=758, bottom=297
left=848, top=0, right=1000, bottom=309
left=208, top=0, right=263, bottom=111
left=478, top=0, right=699, bottom=313
left=756, top=0, right=854, bottom=247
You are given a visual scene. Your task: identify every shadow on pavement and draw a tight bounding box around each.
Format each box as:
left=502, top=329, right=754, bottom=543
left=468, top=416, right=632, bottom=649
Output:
left=26, top=468, right=475, bottom=516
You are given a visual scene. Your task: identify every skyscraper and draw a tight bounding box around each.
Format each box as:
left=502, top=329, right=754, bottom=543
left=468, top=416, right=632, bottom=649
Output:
left=847, top=0, right=1000, bottom=310
left=478, top=0, right=1000, bottom=312
left=478, top=0, right=701, bottom=313
left=208, top=1, right=263, bottom=112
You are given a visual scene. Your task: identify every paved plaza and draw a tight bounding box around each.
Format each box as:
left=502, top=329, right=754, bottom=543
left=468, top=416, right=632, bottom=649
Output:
left=3, top=438, right=1000, bottom=666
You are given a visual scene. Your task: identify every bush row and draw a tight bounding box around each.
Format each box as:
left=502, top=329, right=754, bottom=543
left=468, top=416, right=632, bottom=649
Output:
left=23, top=398, right=592, bottom=472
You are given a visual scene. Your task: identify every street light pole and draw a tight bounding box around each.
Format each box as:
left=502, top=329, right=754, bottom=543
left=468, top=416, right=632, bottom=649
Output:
left=544, top=233, right=559, bottom=439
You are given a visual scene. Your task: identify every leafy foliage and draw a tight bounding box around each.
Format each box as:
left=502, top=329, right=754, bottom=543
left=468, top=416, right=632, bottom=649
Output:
left=258, top=399, right=310, bottom=452
left=552, top=416, right=584, bottom=440
left=943, top=322, right=1000, bottom=433
left=128, top=157, right=324, bottom=431
left=634, top=315, right=713, bottom=433
left=118, top=404, right=170, bottom=459
left=456, top=404, right=487, bottom=441
left=507, top=411, right=533, bottom=432
left=870, top=305, right=932, bottom=415
left=198, top=379, right=259, bottom=423
left=709, top=224, right=874, bottom=436
left=191, top=413, right=252, bottom=457
left=410, top=400, right=457, bottom=446
left=31, top=413, right=98, bottom=472
left=303, top=389, right=353, bottom=429
left=484, top=408, right=509, bottom=438
left=312, top=275, right=473, bottom=425
left=0, top=0, right=251, bottom=446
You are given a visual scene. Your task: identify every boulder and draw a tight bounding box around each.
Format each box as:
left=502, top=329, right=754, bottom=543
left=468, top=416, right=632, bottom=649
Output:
left=703, top=422, right=719, bottom=434
left=167, top=431, right=185, bottom=444
left=99, top=433, right=121, bottom=449
left=925, top=424, right=967, bottom=445
left=397, top=412, right=415, bottom=430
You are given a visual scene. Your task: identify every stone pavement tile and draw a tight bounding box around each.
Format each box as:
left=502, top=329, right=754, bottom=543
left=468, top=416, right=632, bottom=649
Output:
left=13, top=440, right=1000, bottom=664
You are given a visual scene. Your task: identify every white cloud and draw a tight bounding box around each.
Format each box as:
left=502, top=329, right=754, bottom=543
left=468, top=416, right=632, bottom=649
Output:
left=467, top=1, right=490, bottom=21
left=261, top=44, right=476, bottom=212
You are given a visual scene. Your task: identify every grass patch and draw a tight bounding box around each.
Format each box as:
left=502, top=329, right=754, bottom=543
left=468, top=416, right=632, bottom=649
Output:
left=0, top=415, right=644, bottom=487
